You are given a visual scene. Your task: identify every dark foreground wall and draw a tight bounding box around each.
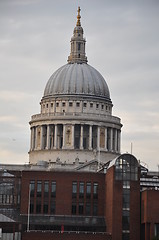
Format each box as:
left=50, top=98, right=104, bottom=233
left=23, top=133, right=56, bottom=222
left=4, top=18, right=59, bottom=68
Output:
left=22, top=231, right=112, bottom=240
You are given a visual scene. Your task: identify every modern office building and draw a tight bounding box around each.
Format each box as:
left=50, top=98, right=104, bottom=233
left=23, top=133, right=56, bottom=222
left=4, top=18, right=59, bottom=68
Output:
left=0, top=7, right=159, bottom=240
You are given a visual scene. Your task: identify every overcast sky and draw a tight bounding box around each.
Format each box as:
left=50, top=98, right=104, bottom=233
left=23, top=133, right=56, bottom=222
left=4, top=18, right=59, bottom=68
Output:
left=0, top=0, right=159, bottom=170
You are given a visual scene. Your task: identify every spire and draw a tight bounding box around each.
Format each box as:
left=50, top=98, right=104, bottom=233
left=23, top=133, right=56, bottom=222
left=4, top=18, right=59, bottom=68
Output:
left=68, top=7, right=87, bottom=64
left=76, top=7, right=81, bottom=26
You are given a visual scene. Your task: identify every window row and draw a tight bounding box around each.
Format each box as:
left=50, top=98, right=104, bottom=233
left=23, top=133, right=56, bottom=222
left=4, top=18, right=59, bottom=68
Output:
left=72, top=202, right=98, bottom=216
left=72, top=182, right=98, bottom=199
left=30, top=200, right=56, bottom=214
left=42, top=101, right=111, bottom=111
left=0, top=194, right=20, bottom=205
left=30, top=181, right=56, bottom=198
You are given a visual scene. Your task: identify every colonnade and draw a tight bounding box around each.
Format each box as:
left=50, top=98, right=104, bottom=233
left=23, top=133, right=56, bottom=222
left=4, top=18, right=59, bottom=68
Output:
left=30, top=124, right=121, bottom=153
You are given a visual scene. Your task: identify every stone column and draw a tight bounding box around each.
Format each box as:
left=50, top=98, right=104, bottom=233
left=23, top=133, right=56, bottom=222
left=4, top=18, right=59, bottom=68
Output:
left=118, top=130, right=121, bottom=153
left=114, top=129, right=117, bottom=152
left=80, top=125, right=83, bottom=149
left=63, top=124, right=66, bottom=148
left=72, top=124, right=75, bottom=148
left=97, top=126, right=100, bottom=150
left=40, top=125, right=44, bottom=150
left=105, top=127, right=107, bottom=151
left=89, top=125, right=92, bottom=150
left=46, top=125, right=50, bottom=149
left=54, top=124, right=57, bottom=149
left=35, top=126, right=38, bottom=150
left=30, top=127, right=33, bottom=151
left=110, top=128, right=113, bottom=151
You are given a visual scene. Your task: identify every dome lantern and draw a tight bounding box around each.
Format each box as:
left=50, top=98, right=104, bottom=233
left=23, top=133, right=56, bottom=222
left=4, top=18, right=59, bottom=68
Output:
left=68, top=7, right=87, bottom=64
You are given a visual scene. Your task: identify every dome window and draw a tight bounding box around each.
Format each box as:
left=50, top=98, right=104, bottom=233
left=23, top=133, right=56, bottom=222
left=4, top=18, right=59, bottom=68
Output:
left=51, top=103, right=53, bottom=108
left=46, top=104, right=48, bottom=108
left=62, top=102, right=66, bottom=107
left=69, top=102, right=73, bottom=107
left=56, top=102, right=59, bottom=107
left=96, top=104, right=99, bottom=109
left=83, top=102, right=87, bottom=108
left=76, top=102, right=80, bottom=107
left=101, top=104, right=104, bottom=110
left=90, top=103, right=93, bottom=108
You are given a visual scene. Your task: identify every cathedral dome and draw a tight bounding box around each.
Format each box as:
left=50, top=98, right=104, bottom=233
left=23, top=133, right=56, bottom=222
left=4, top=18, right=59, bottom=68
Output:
left=43, top=63, right=111, bottom=102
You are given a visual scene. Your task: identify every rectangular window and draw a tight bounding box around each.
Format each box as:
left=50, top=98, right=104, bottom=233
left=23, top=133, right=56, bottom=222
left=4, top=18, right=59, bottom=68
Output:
left=86, top=182, right=91, bottom=198
left=101, top=104, right=104, bottom=110
left=56, top=102, right=59, bottom=107
left=44, top=181, right=49, bottom=197
left=79, top=182, right=84, bottom=198
left=78, top=43, right=81, bottom=51
left=96, top=104, right=99, bottom=109
left=36, top=201, right=41, bottom=214
left=43, top=202, right=49, bottom=214
left=72, top=182, right=77, bottom=198
left=122, top=210, right=130, bottom=231
left=155, top=223, right=159, bottom=237
left=90, top=103, right=93, bottom=108
left=79, top=203, right=84, bottom=215
left=93, top=203, right=98, bottom=216
left=69, top=102, right=73, bottom=107
left=93, top=182, right=98, bottom=199
left=37, top=181, right=42, bottom=197
left=72, top=203, right=77, bottom=215
left=51, top=181, right=56, bottom=198
left=30, top=181, right=35, bottom=197
left=62, top=102, right=65, bottom=107
left=76, top=102, right=80, bottom=107
left=50, top=201, right=56, bottom=214
left=30, top=201, right=34, bottom=214
left=83, top=102, right=87, bottom=108
left=86, top=203, right=91, bottom=215
left=123, top=188, right=130, bottom=209
left=51, top=103, right=53, bottom=107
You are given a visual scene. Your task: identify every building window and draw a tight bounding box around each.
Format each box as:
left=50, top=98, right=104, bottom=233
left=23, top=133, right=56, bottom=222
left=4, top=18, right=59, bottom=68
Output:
left=122, top=210, right=130, bottom=231
left=44, top=181, right=49, bottom=197
left=37, top=181, right=42, bottom=197
left=72, top=203, right=77, bottom=215
left=46, top=104, right=48, bottom=108
left=51, top=181, right=56, bottom=198
left=62, top=102, right=65, bottom=107
left=56, top=102, right=59, bottom=107
left=101, top=104, right=104, bottom=110
left=78, top=43, right=81, bottom=51
left=51, top=103, right=53, bottom=108
left=36, top=201, right=41, bottom=214
left=90, top=103, right=93, bottom=108
left=50, top=201, right=56, bottom=214
left=86, top=182, right=91, bottom=199
left=106, top=105, right=108, bottom=111
left=96, top=103, right=99, bottom=109
left=123, top=188, right=130, bottom=209
left=30, top=201, right=34, bottom=214
left=72, top=182, right=77, bottom=198
left=69, top=102, right=73, bottom=107
left=43, top=202, right=49, bottom=214
left=83, top=102, right=87, bottom=108
left=79, top=203, right=84, bottom=215
left=86, top=203, right=91, bottom=215
left=30, top=181, right=35, bottom=197
left=76, top=102, right=80, bottom=107
left=79, top=182, right=84, bottom=198
left=93, top=182, right=98, bottom=199
left=122, top=233, right=130, bottom=240
left=154, top=224, right=159, bottom=237
left=93, top=203, right=98, bottom=216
